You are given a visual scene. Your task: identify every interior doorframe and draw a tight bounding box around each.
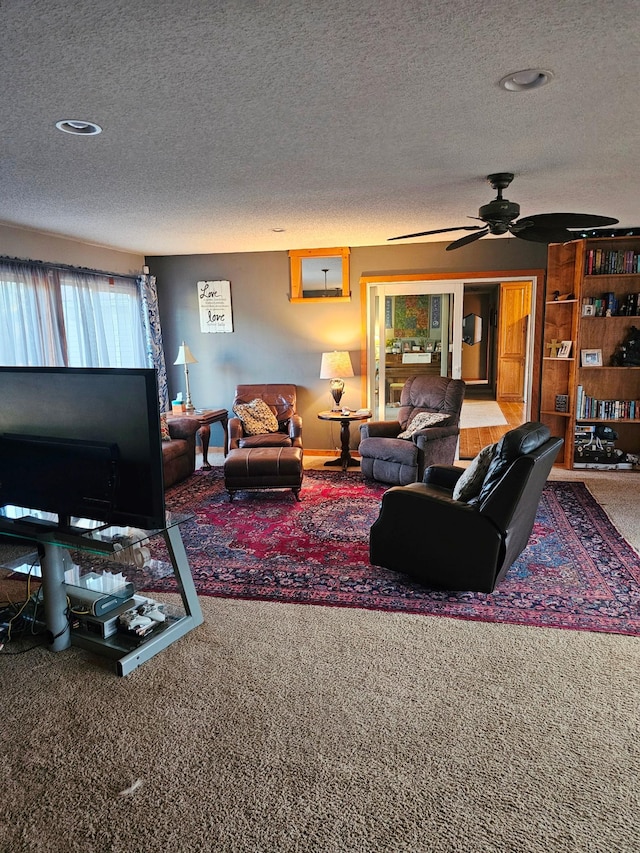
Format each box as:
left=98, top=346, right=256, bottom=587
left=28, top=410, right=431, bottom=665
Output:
left=359, top=269, right=546, bottom=421
left=366, top=280, right=464, bottom=421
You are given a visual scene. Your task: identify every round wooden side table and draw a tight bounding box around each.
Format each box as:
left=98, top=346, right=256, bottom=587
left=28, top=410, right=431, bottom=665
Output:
left=317, top=410, right=371, bottom=472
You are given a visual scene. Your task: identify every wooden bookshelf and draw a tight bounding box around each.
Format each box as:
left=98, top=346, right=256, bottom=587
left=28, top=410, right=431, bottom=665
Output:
left=540, top=237, right=640, bottom=469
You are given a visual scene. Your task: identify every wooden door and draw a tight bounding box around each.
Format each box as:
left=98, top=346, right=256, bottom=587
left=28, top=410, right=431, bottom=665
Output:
left=496, top=280, right=532, bottom=402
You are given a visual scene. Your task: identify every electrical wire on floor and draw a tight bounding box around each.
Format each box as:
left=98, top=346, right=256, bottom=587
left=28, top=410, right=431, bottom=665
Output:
left=0, top=571, right=96, bottom=657
left=0, top=552, right=50, bottom=655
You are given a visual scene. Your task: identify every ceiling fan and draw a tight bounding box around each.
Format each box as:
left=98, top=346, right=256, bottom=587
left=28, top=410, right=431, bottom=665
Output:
left=388, top=172, right=619, bottom=251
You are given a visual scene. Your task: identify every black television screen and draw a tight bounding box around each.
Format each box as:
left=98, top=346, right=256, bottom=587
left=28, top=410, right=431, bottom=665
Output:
left=0, top=367, right=166, bottom=530
left=0, top=434, right=119, bottom=529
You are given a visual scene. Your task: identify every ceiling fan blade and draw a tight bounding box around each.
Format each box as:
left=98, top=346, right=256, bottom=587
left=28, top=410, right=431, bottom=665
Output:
left=388, top=225, right=484, bottom=241
left=515, top=213, right=619, bottom=229
left=511, top=225, right=574, bottom=244
left=445, top=228, right=489, bottom=251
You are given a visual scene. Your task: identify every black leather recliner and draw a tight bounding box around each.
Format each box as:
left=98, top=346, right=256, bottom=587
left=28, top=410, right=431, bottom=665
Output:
left=369, top=422, right=563, bottom=593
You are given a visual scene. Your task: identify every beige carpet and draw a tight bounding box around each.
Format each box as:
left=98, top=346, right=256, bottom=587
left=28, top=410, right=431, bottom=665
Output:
left=1, top=465, right=639, bottom=853
left=460, top=400, right=508, bottom=429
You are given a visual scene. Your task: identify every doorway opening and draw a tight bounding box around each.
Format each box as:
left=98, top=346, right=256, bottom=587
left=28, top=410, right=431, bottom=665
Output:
left=363, top=272, right=538, bottom=457
left=460, top=280, right=531, bottom=455
left=462, top=284, right=498, bottom=399
left=365, top=281, right=464, bottom=422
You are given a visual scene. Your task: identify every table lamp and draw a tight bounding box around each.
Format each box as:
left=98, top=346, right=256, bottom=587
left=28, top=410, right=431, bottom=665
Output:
left=173, top=341, right=198, bottom=412
left=320, top=350, right=354, bottom=410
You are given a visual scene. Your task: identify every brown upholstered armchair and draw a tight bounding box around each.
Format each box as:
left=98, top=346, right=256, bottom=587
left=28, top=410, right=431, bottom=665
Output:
left=162, top=416, right=200, bottom=488
left=369, top=422, right=563, bottom=593
left=359, top=375, right=465, bottom=485
left=228, top=384, right=302, bottom=450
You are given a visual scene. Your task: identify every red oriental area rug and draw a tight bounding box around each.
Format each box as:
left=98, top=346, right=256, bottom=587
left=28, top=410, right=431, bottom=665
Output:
left=139, top=469, right=640, bottom=636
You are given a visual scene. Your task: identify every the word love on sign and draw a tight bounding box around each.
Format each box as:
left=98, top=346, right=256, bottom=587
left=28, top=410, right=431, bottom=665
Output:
left=198, top=280, right=234, bottom=333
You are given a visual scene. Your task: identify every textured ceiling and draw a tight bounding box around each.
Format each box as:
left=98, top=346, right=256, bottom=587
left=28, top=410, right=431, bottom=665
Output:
left=2, top=0, right=638, bottom=256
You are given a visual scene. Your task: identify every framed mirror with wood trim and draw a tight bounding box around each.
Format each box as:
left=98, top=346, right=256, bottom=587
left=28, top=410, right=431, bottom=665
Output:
left=289, top=247, right=350, bottom=303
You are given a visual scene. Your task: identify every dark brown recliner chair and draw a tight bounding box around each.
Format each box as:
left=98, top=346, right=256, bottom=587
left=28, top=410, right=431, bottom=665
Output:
left=369, top=422, right=563, bottom=593
left=359, top=375, right=466, bottom=485
left=224, top=384, right=304, bottom=501
left=228, top=384, right=302, bottom=449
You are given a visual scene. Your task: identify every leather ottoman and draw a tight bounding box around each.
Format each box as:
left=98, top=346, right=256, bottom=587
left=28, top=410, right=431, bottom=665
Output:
left=223, top=447, right=304, bottom=501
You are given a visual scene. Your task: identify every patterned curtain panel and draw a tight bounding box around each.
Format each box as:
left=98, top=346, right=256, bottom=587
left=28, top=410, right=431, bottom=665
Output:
left=138, top=273, right=170, bottom=412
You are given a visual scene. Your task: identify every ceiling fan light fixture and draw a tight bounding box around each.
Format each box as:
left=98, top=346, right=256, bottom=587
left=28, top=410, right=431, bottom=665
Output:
left=55, top=119, right=102, bottom=136
left=499, top=68, right=554, bottom=92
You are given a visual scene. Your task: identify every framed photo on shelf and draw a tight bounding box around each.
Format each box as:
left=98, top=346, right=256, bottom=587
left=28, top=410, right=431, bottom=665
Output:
left=581, top=348, right=602, bottom=367
left=557, top=340, right=572, bottom=358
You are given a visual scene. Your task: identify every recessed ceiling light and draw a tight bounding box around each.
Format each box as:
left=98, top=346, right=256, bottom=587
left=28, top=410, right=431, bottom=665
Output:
left=55, top=119, right=102, bottom=135
left=499, top=69, right=554, bottom=92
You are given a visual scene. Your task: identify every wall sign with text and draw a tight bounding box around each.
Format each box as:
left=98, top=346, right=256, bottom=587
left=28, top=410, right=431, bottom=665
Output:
left=198, top=280, right=233, bottom=333
left=431, top=295, right=441, bottom=329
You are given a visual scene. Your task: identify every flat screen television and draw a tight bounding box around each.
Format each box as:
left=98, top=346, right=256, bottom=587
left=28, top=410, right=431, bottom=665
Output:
left=0, top=367, right=166, bottom=531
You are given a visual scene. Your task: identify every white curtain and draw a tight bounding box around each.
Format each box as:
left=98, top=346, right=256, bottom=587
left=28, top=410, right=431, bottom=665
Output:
left=0, top=260, right=148, bottom=369
left=0, top=262, right=67, bottom=365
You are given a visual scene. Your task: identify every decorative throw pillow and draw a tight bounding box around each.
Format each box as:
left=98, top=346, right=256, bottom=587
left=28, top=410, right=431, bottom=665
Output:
left=160, top=413, right=172, bottom=442
left=233, top=398, right=280, bottom=435
left=452, top=442, right=497, bottom=502
left=397, top=411, right=451, bottom=439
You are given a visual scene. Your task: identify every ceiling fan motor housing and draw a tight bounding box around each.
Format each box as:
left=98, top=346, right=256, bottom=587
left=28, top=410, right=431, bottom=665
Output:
left=479, top=199, right=521, bottom=233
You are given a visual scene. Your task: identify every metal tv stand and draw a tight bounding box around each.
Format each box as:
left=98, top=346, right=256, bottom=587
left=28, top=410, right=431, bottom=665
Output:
left=0, top=509, right=203, bottom=676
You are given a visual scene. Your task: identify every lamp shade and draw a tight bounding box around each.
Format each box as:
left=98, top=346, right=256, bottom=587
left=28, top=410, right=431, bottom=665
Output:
left=173, top=341, right=198, bottom=365
left=319, top=350, right=354, bottom=379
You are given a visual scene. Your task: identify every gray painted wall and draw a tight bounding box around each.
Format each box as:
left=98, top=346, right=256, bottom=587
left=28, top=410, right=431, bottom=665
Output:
left=148, top=238, right=547, bottom=451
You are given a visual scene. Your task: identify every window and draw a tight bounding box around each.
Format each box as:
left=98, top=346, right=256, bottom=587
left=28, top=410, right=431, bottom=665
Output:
left=0, top=260, right=147, bottom=368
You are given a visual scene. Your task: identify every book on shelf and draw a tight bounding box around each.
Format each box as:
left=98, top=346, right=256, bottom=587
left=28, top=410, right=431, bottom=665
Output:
left=575, top=385, right=638, bottom=420
left=585, top=248, right=640, bottom=276
left=580, top=293, right=640, bottom=317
